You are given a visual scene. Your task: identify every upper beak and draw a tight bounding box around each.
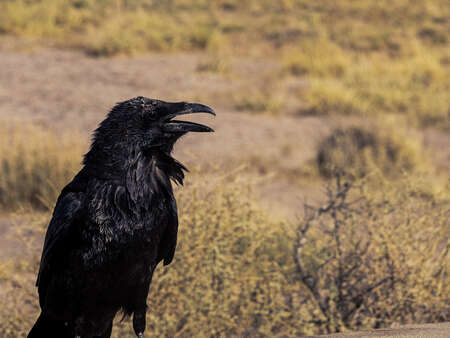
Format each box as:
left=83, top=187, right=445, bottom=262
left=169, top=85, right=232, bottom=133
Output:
left=163, top=102, right=216, bottom=133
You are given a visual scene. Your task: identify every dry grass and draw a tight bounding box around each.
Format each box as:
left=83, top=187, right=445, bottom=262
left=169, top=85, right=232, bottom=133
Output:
left=1, top=0, right=448, bottom=128
left=0, top=126, right=447, bottom=336
left=296, top=46, right=450, bottom=129
left=0, top=171, right=448, bottom=337
left=0, top=123, right=86, bottom=211
left=0, top=0, right=226, bottom=55
left=294, top=175, right=449, bottom=333
left=1, top=0, right=447, bottom=60
left=233, top=91, right=284, bottom=115
left=282, top=39, right=351, bottom=79
left=2, top=1, right=447, bottom=53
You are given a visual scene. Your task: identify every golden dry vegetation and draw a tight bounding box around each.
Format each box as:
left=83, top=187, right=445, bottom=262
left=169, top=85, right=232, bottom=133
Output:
left=0, top=124, right=86, bottom=210
left=1, top=0, right=449, bottom=127
left=0, top=153, right=448, bottom=336
left=0, top=0, right=449, bottom=337
left=0, top=125, right=448, bottom=337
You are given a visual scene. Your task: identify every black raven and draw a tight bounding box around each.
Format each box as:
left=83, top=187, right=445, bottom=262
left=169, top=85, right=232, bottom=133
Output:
left=28, top=97, right=215, bottom=338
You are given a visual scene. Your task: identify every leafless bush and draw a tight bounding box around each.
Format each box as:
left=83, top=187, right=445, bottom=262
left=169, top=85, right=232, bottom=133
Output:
left=294, top=174, right=449, bottom=333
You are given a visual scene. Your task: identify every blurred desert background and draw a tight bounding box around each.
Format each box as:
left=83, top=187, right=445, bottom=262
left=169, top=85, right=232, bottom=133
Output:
left=0, top=1, right=448, bottom=337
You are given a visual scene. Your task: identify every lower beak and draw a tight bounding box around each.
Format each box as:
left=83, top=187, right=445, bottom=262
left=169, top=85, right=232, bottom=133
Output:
left=163, top=120, right=214, bottom=133
left=163, top=103, right=215, bottom=133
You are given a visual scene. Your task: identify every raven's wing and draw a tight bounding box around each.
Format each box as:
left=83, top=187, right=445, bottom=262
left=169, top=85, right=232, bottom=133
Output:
left=159, top=195, right=178, bottom=266
left=36, top=172, right=87, bottom=290
left=36, top=191, right=84, bottom=284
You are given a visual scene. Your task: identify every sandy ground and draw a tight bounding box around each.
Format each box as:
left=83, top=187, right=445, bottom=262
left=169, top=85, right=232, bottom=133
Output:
left=311, top=322, right=450, bottom=337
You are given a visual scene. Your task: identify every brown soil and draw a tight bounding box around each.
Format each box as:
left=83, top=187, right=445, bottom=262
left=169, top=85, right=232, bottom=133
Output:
left=1, top=43, right=449, bottom=253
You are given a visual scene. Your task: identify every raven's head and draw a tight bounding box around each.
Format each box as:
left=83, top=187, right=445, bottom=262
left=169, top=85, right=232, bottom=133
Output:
left=110, top=96, right=214, bottom=149
left=84, top=97, right=215, bottom=177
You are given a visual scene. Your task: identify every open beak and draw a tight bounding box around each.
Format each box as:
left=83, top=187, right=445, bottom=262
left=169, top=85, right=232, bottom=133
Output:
left=163, top=103, right=215, bottom=133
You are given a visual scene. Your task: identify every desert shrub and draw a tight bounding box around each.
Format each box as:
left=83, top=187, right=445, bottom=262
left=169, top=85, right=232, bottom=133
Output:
left=316, top=127, right=423, bottom=179
left=0, top=172, right=448, bottom=337
left=121, top=177, right=306, bottom=337
left=197, top=55, right=231, bottom=74
left=282, top=40, right=350, bottom=78
left=0, top=128, right=447, bottom=337
left=0, top=175, right=312, bottom=337
left=302, top=79, right=367, bottom=116
left=294, top=175, right=449, bottom=332
left=233, top=94, right=283, bottom=115
left=0, top=123, right=85, bottom=210
left=417, top=26, right=448, bottom=45
left=116, top=173, right=447, bottom=336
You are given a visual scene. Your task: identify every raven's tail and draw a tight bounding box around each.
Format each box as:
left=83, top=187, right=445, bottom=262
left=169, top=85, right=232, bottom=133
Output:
left=28, top=312, right=70, bottom=338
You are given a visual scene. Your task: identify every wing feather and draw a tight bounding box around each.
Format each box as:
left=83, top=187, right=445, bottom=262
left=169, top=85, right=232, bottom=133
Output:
left=159, top=195, right=178, bottom=266
left=36, top=172, right=87, bottom=288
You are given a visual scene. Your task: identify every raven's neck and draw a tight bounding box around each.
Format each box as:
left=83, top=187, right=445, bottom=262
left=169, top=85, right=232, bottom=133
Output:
left=125, top=150, right=186, bottom=203
left=84, top=148, right=186, bottom=196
